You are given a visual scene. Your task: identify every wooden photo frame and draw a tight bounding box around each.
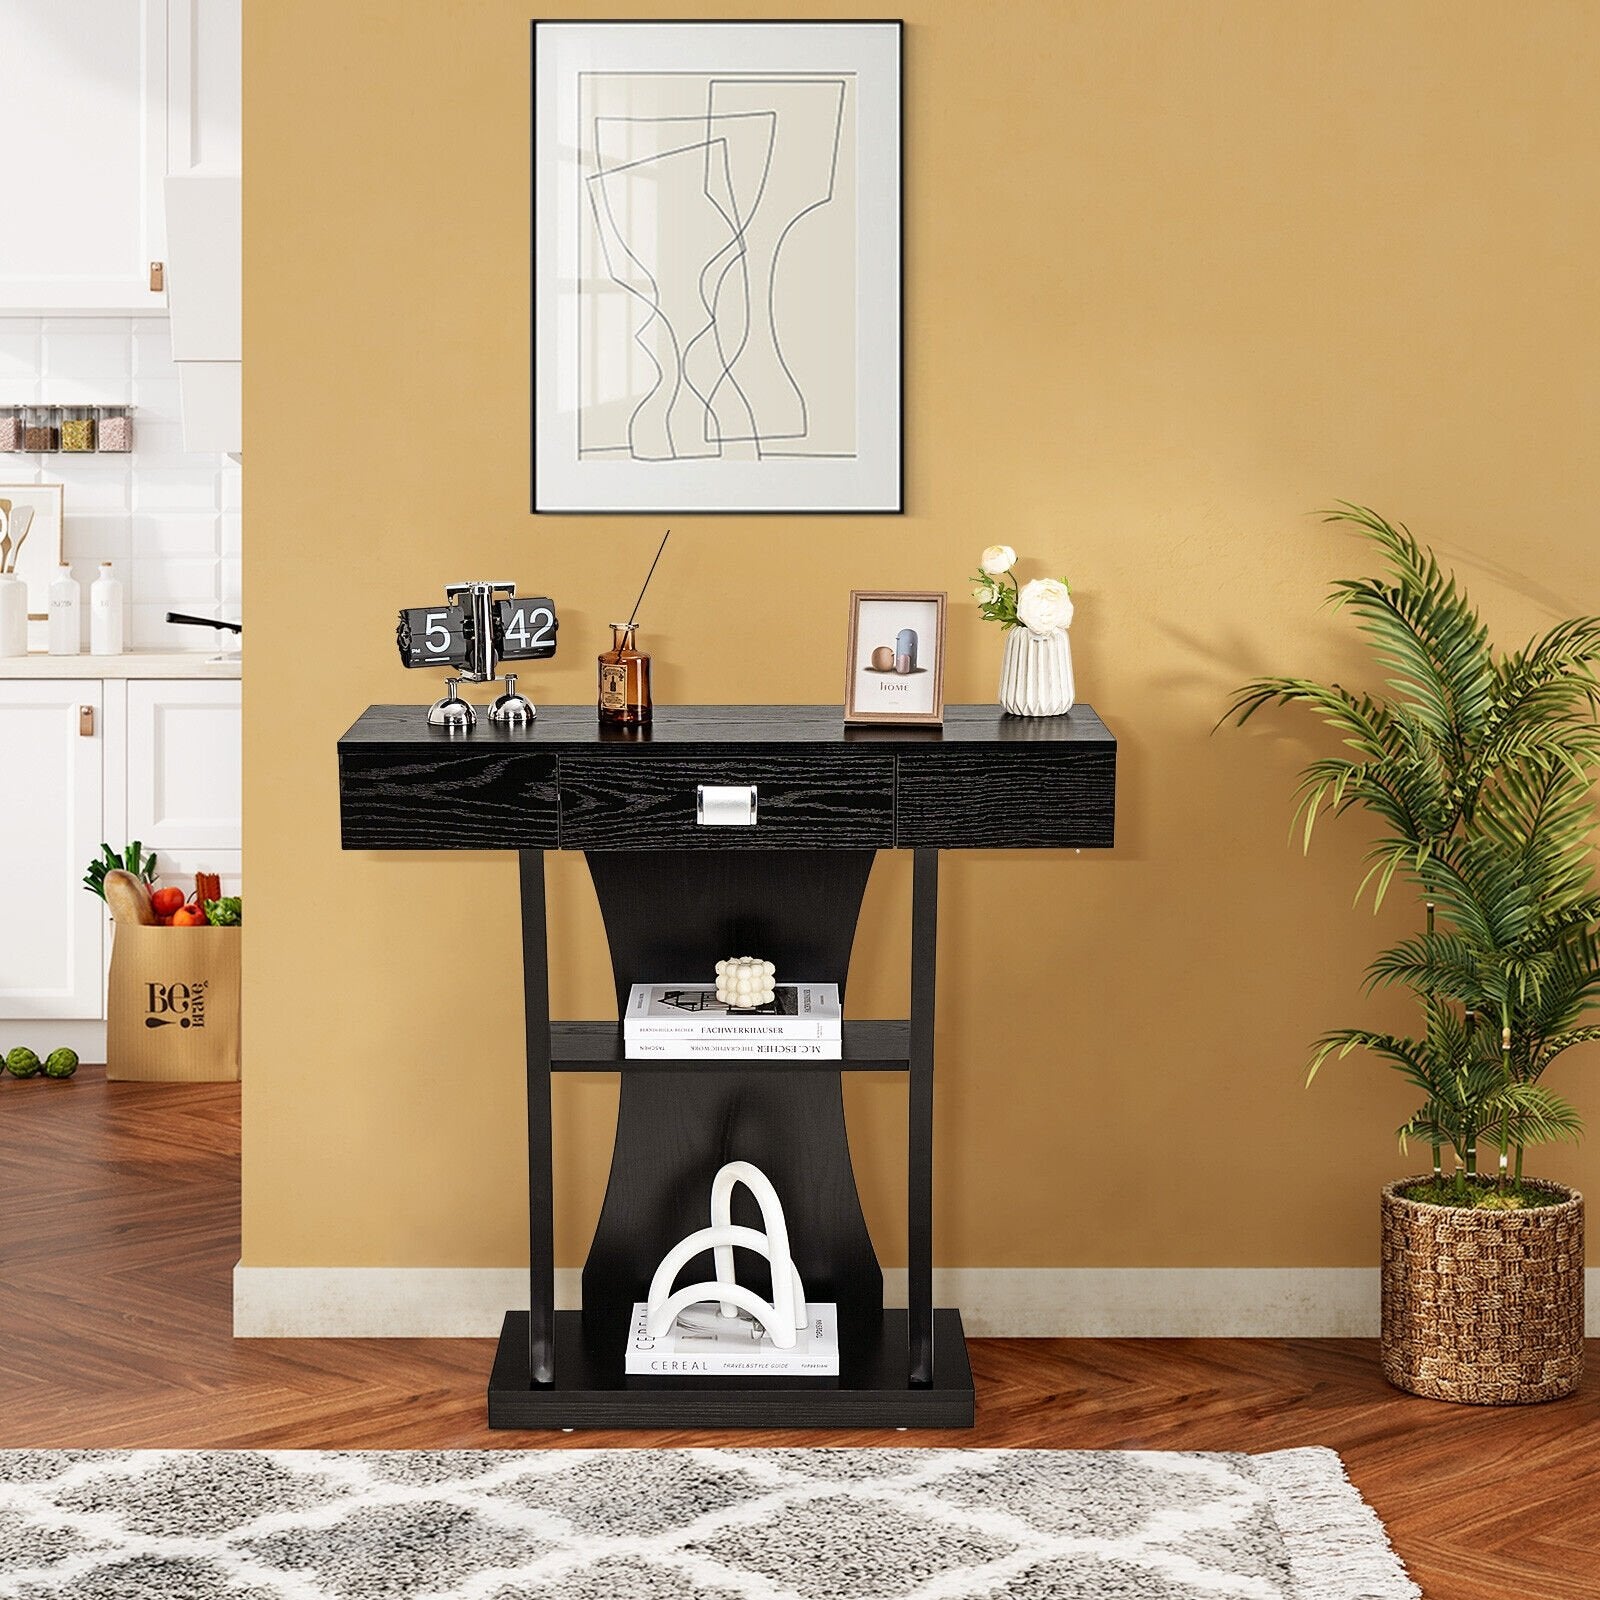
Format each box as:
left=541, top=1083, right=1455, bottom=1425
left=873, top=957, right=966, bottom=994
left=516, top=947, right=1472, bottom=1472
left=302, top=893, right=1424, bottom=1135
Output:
left=843, top=590, right=945, bottom=725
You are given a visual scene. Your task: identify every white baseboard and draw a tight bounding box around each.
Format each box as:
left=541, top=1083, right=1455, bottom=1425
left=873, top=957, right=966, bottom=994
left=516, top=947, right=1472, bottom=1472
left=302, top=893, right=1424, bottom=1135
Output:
left=915, top=1268, right=1386, bottom=1338
left=233, top=1264, right=1599, bottom=1339
left=232, top=1267, right=570, bottom=1339
left=0, top=1021, right=105, bottom=1062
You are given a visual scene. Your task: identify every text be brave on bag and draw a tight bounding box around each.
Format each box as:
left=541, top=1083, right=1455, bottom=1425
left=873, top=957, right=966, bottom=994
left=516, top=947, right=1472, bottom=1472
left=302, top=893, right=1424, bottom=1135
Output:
left=144, top=977, right=211, bottom=1030
left=108, top=925, right=239, bottom=1081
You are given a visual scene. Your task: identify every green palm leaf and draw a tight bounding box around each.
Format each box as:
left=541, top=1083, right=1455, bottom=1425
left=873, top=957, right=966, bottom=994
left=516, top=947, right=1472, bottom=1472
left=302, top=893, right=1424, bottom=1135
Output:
left=1227, top=505, right=1600, bottom=1179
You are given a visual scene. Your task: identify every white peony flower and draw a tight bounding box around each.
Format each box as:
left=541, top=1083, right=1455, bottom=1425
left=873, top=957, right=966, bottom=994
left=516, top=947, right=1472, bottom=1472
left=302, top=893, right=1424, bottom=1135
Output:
left=979, top=544, right=1016, bottom=576
left=973, top=582, right=998, bottom=604
left=1016, top=577, right=1074, bottom=635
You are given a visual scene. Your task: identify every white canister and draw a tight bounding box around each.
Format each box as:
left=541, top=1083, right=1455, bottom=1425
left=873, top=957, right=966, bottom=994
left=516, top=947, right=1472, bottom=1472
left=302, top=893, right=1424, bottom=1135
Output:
left=0, top=573, right=28, bottom=657
left=47, top=563, right=81, bottom=656
left=89, top=561, right=124, bottom=656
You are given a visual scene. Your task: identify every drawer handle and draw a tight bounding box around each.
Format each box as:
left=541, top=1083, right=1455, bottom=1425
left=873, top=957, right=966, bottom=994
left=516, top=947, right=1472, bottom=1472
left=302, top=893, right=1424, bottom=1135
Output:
left=697, top=784, right=758, bottom=826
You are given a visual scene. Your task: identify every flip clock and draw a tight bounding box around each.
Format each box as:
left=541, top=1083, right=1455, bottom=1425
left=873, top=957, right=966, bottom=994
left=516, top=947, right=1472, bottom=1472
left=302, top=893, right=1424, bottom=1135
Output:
left=395, top=581, right=559, bottom=729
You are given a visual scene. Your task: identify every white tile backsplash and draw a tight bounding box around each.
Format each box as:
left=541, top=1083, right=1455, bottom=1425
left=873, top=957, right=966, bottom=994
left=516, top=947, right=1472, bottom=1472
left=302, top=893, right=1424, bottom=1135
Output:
left=0, top=332, right=42, bottom=383
left=42, top=457, right=132, bottom=511
left=126, top=420, right=189, bottom=456
left=42, top=327, right=133, bottom=380
left=1, top=317, right=239, bottom=650
left=132, top=467, right=221, bottom=512
left=62, top=512, right=133, bottom=561
left=130, top=602, right=193, bottom=650
left=133, top=511, right=223, bottom=555
left=131, top=556, right=220, bottom=604
left=132, top=322, right=178, bottom=378
left=0, top=322, right=42, bottom=405
left=129, top=375, right=182, bottom=413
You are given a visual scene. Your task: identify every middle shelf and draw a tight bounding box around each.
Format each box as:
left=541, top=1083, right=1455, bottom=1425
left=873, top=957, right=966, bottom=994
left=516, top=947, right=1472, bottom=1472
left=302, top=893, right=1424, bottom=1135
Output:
left=549, top=1019, right=911, bottom=1073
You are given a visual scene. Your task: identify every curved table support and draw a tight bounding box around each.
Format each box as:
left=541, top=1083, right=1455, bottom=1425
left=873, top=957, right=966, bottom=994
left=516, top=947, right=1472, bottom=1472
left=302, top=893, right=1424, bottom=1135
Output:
left=580, top=849, right=883, bottom=1347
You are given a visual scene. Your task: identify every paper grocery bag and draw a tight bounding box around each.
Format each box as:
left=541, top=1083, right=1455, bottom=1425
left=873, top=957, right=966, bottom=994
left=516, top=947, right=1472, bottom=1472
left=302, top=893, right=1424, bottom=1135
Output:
left=107, top=925, right=241, bottom=1082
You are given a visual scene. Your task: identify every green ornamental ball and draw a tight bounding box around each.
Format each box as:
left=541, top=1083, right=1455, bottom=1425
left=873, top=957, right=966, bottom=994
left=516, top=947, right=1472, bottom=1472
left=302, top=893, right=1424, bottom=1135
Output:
left=42, top=1048, right=78, bottom=1080
left=5, top=1046, right=41, bottom=1079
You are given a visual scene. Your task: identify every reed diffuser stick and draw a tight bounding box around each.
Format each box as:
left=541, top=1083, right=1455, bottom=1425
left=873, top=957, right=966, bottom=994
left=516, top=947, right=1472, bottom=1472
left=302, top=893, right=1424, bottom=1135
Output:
left=627, top=529, right=670, bottom=628
left=599, top=531, right=668, bottom=728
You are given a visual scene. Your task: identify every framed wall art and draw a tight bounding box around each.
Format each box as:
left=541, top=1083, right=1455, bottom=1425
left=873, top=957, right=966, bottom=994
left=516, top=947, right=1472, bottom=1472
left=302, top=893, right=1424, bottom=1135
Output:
left=532, top=20, right=903, bottom=515
left=844, top=589, right=945, bottom=725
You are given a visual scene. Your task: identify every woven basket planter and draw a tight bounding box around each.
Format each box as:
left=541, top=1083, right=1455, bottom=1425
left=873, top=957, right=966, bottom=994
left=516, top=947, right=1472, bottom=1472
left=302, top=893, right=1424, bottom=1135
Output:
left=1381, top=1177, right=1585, bottom=1404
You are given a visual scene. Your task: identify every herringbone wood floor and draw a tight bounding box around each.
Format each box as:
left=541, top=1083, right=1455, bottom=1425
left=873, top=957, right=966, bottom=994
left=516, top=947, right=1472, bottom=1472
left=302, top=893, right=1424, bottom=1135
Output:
left=1, top=1069, right=1595, bottom=1598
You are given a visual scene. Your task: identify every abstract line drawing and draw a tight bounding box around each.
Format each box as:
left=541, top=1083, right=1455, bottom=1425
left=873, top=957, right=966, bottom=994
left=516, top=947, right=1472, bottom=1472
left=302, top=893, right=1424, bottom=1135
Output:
left=578, top=73, right=856, bottom=464
left=534, top=21, right=901, bottom=513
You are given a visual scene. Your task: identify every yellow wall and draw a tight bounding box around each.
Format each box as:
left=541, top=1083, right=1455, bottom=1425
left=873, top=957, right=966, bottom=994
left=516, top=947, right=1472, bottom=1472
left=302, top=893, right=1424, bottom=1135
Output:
left=242, top=0, right=1600, bottom=1273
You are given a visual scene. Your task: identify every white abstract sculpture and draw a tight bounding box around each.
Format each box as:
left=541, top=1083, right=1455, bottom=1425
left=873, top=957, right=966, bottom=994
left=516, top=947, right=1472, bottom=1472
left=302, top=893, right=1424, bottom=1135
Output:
left=715, top=957, right=776, bottom=1009
left=645, top=1160, right=807, bottom=1349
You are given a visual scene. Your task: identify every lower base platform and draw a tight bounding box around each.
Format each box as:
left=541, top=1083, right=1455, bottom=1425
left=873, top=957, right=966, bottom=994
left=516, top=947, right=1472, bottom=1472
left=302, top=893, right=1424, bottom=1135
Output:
left=487, top=1307, right=975, bottom=1429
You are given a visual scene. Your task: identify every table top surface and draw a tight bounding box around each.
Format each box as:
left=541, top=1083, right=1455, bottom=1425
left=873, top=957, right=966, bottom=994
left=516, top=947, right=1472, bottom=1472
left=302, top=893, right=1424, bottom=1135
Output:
left=339, top=702, right=1116, bottom=751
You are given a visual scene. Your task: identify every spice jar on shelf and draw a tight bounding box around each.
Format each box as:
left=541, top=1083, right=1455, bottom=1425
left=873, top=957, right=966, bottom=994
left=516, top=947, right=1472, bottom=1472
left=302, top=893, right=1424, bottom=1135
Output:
left=96, top=404, right=132, bottom=452
left=22, top=405, right=59, bottom=452
left=59, top=405, right=96, bottom=452
left=0, top=405, right=22, bottom=453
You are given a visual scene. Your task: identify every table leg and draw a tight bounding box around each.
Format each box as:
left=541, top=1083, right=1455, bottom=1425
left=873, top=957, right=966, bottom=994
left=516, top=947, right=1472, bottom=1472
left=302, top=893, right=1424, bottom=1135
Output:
left=520, top=849, right=555, bottom=1386
left=909, top=848, right=937, bottom=1386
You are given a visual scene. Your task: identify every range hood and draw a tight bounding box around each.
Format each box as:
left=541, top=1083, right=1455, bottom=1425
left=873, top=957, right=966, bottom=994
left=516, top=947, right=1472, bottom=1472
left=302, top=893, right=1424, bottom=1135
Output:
left=164, top=171, right=241, bottom=455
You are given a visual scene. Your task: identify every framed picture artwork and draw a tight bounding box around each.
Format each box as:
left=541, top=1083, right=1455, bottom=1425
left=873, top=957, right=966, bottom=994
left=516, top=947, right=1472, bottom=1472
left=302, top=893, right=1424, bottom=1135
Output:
left=844, top=590, right=945, bottom=725
left=0, top=482, right=63, bottom=627
left=532, top=20, right=903, bottom=515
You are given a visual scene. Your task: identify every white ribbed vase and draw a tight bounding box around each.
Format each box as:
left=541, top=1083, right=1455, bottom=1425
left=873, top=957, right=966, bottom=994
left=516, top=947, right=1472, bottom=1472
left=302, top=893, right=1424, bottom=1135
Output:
left=999, top=625, right=1074, bottom=716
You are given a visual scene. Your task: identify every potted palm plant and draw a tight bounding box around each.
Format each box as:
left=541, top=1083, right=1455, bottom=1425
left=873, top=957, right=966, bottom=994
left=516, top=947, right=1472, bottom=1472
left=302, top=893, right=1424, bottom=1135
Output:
left=1229, top=506, right=1599, bottom=1403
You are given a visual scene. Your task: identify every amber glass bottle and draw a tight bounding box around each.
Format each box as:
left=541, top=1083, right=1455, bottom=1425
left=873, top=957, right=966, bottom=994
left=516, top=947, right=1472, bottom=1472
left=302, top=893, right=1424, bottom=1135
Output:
left=598, top=622, right=652, bottom=726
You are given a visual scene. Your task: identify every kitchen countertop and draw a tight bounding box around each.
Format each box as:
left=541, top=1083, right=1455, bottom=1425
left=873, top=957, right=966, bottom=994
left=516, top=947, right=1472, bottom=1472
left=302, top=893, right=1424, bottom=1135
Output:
left=0, top=651, right=241, bottom=680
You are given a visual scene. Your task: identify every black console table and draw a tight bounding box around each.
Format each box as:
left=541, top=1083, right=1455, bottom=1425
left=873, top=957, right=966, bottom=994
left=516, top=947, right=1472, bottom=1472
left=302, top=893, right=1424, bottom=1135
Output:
left=337, top=704, right=1116, bottom=1429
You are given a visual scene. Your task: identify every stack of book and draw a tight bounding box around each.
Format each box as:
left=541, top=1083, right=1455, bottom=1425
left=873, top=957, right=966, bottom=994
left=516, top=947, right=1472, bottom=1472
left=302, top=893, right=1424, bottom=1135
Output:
left=623, top=983, right=843, bottom=1060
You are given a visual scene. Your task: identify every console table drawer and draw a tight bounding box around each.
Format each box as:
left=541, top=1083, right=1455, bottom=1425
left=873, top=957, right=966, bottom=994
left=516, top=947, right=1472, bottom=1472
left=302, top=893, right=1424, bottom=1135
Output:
left=896, top=745, right=1116, bottom=848
left=339, top=746, right=559, bottom=850
left=558, top=754, right=895, bottom=850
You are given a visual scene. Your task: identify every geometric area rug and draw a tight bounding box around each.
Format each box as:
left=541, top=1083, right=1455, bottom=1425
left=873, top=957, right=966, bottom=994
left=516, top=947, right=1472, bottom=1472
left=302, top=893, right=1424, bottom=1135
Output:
left=0, top=1447, right=1419, bottom=1599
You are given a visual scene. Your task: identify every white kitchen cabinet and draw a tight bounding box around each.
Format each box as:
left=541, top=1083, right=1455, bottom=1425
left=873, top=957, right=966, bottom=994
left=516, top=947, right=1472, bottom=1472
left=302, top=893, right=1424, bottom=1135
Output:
left=0, top=673, right=241, bottom=1051
left=167, top=0, right=242, bottom=174
left=0, top=1, right=240, bottom=316
left=165, top=171, right=242, bottom=451
left=0, top=683, right=106, bottom=1019
left=166, top=176, right=241, bottom=359
left=0, top=3, right=168, bottom=313
left=127, top=679, right=241, bottom=852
